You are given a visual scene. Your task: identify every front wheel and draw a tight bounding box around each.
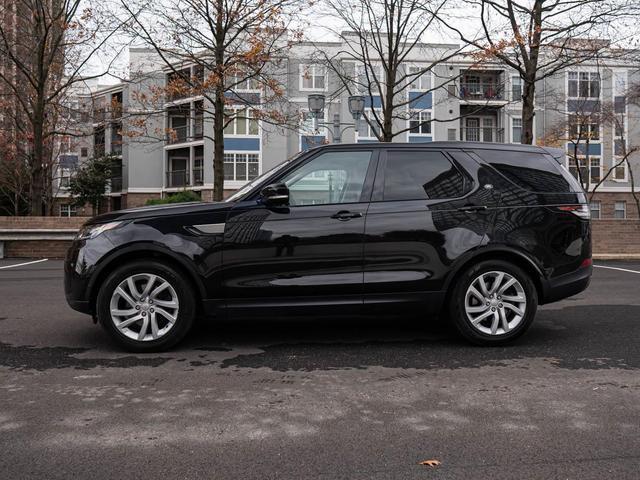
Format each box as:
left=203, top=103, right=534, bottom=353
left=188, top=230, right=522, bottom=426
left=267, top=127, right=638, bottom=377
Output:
left=449, top=260, right=538, bottom=346
left=96, top=260, right=196, bottom=352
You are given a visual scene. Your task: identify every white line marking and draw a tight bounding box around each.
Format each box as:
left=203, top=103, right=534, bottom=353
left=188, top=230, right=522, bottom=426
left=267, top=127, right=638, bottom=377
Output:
left=0, top=258, right=49, bottom=270
left=594, top=264, right=640, bottom=274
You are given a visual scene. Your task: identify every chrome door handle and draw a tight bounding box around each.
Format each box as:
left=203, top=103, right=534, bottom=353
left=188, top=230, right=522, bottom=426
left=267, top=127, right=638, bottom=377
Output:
left=457, top=205, right=488, bottom=213
left=331, top=211, right=363, bottom=221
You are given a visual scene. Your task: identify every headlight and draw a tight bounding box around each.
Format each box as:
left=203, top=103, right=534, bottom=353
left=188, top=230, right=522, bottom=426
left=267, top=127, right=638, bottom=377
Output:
left=77, top=221, right=125, bottom=240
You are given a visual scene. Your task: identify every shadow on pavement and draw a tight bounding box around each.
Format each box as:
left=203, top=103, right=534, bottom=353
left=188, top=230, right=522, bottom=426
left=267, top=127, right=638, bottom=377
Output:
left=2, top=304, right=637, bottom=372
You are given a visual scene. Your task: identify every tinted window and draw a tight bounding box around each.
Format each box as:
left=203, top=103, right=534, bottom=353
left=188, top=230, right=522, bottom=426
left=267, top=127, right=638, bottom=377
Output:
left=282, top=151, right=372, bottom=205
left=476, top=150, right=575, bottom=193
left=383, top=151, right=466, bottom=201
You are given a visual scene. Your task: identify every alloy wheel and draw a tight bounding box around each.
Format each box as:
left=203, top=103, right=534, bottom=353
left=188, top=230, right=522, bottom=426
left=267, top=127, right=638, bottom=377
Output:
left=464, top=270, right=527, bottom=336
left=109, top=273, right=179, bottom=341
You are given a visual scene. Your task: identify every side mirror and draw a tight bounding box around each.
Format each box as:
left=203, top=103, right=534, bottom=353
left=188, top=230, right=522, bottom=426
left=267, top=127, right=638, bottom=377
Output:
left=260, top=183, right=289, bottom=206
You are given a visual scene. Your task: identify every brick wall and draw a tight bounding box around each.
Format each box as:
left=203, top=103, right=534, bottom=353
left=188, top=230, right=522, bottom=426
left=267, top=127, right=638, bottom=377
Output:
left=592, top=220, right=640, bottom=255
left=4, top=240, right=71, bottom=259
left=123, top=193, right=162, bottom=208
left=590, top=192, right=640, bottom=220
left=0, top=216, right=86, bottom=229
left=2, top=215, right=640, bottom=259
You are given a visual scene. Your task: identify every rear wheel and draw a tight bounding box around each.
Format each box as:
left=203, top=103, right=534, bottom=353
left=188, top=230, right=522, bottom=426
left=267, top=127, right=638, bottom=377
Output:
left=96, top=260, right=196, bottom=352
left=449, top=260, right=537, bottom=346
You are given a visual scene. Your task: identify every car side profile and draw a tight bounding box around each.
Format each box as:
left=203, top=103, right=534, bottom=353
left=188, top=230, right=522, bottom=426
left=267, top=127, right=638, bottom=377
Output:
left=64, top=142, right=592, bottom=351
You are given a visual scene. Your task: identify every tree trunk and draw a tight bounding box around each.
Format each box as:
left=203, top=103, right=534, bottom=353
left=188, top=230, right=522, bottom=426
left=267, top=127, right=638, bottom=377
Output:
left=521, top=78, right=536, bottom=145
left=212, top=87, right=225, bottom=201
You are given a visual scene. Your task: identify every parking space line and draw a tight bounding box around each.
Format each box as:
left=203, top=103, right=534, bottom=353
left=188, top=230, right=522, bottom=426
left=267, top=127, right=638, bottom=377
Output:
left=0, top=258, right=49, bottom=270
left=594, top=264, right=640, bottom=275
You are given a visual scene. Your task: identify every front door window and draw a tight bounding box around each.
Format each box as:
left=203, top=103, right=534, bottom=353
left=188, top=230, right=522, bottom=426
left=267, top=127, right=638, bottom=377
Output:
left=281, top=151, right=372, bottom=206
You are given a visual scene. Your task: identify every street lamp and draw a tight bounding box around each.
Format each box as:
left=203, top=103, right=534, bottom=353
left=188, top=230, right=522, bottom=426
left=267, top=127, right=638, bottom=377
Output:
left=306, top=94, right=365, bottom=144
left=348, top=95, right=365, bottom=120
left=307, top=94, right=326, bottom=118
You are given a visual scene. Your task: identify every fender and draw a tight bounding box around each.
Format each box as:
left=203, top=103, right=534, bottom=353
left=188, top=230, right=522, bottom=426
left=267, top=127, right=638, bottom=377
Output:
left=86, top=241, right=208, bottom=304
left=442, top=244, right=547, bottom=295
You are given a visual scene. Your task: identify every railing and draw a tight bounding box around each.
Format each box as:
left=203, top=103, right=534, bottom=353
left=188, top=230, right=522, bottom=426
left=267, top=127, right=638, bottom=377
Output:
left=193, top=167, right=204, bottom=186
left=166, top=170, right=190, bottom=187
left=461, top=127, right=505, bottom=143
left=110, top=176, right=123, bottom=193
left=166, top=124, right=204, bottom=144
left=458, top=83, right=505, bottom=101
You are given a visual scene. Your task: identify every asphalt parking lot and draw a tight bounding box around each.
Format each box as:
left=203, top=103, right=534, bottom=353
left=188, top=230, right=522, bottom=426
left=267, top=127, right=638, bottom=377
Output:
left=1, top=259, right=639, bottom=479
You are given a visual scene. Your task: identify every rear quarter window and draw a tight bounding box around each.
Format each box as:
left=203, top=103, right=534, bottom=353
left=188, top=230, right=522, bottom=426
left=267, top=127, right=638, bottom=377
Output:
left=474, top=150, right=577, bottom=193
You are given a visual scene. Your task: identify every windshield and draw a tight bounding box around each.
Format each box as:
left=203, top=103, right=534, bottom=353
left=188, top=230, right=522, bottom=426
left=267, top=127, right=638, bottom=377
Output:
left=224, top=154, right=301, bottom=203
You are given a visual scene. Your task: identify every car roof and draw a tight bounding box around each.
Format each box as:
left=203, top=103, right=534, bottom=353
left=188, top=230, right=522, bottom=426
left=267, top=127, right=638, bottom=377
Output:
left=312, top=141, right=548, bottom=153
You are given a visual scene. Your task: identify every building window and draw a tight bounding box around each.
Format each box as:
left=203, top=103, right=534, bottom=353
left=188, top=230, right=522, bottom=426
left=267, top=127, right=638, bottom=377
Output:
left=59, top=204, right=77, bottom=217
left=358, top=109, right=381, bottom=140
left=568, top=71, right=600, bottom=98
left=354, top=63, right=383, bottom=94
left=224, top=152, right=259, bottom=181
left=300, top=64, right=326, bottom=91
left=590, top=157, right=601, bottom=183
left=568, top=114, right=600, bottom=141
left=589, top=201, right=601, bottom=219
left=409, top=110, right=431, bottom=135
left=568, top=157, right=601, bottom=184
left=228, top=72, right=260, bottom=91
left=512, top=117, right=522, bottom=143
left=612, top=159, right=627, bottom=181
left=511, top=76, right=522, bottom=101
left=614, top=201, right=626, bottom=219
left=224, top=109, right=259, bottom=136
left=408, top=66, right=431, bottom=91
left=80, top=147, right=88, bottom=157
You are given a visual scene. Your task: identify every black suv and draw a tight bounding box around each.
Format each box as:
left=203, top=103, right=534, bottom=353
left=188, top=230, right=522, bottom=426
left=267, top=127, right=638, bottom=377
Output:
left=65, top=142, right=592, bottom=351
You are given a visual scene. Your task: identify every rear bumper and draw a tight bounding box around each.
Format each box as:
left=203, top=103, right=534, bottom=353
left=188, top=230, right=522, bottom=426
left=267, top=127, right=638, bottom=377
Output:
left=541, top=264, right=592, bottom=304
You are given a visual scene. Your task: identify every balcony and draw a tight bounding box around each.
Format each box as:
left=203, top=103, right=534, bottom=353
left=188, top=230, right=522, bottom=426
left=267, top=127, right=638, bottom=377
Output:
left=166, top=124, right=204, bottom=145
left=166, top=170, right=190, bottom=188
left=458, top=83, right=506, bottom=102
left=461, top=127, right=504, bottom=143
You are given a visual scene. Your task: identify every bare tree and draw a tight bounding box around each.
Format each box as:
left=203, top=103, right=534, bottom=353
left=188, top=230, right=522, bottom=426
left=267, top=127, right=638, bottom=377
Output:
left=120, top=0, right=303, bottom=201
left=438, top=0, right=636, bottom=144
left=316, top=0, right=470, bottom=142
left=0, top=0, right=127, bottom=215
left=540, top=88, right=640, bottom=218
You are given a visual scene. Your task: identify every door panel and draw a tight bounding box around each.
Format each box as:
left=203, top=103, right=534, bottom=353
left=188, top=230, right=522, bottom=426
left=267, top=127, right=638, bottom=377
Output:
left=221, top=149, right=377, bottom=309
left=363, top=149, right=495, bottom=303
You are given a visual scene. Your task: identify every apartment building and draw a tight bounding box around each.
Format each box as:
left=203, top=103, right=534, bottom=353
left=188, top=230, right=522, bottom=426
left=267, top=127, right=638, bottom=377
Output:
left=55, top=42, right=640, bottom=220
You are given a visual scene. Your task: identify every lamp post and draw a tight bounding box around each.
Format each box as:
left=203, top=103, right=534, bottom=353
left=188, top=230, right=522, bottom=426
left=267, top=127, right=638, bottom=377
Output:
left=307, top=94, right=365, bottom=143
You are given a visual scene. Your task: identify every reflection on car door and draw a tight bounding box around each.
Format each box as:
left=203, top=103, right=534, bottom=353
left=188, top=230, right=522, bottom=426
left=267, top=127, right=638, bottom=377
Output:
left=363, top=149, right=495, bottom=311
left=222, top=149, right=378, bottom=314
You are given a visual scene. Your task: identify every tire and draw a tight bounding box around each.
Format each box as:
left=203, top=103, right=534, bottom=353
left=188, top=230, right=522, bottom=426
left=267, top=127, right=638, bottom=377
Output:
left=96, top=260, right=196, bottom=352
left=449, top=260, right=538, bottom=346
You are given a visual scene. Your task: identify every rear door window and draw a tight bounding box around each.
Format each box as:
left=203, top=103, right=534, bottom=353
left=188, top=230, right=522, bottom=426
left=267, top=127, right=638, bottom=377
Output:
left=474, top=150, right=576, bottom=193
left=382, top=150, right=467, bottom=201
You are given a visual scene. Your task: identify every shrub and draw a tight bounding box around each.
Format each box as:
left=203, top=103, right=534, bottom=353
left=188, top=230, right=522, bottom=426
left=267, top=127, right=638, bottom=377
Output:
left=145, top=191, right=202, bottom=206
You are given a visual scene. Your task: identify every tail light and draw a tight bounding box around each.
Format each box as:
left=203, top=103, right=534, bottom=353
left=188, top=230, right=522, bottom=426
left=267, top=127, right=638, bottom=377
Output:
left=556, top=204, right=590, bottom=220
left=580, top=258, right=593, bottom=268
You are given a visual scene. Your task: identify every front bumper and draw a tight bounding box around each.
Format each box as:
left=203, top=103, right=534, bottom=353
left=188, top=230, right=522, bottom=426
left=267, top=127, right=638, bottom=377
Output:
left=541, top=264, right=592, bottom=304
left=64, top=240, right=93, bottom=314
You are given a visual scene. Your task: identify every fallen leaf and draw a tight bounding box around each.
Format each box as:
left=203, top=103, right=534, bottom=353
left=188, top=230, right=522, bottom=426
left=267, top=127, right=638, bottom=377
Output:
left=419, top=459, right=441, bottom=467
